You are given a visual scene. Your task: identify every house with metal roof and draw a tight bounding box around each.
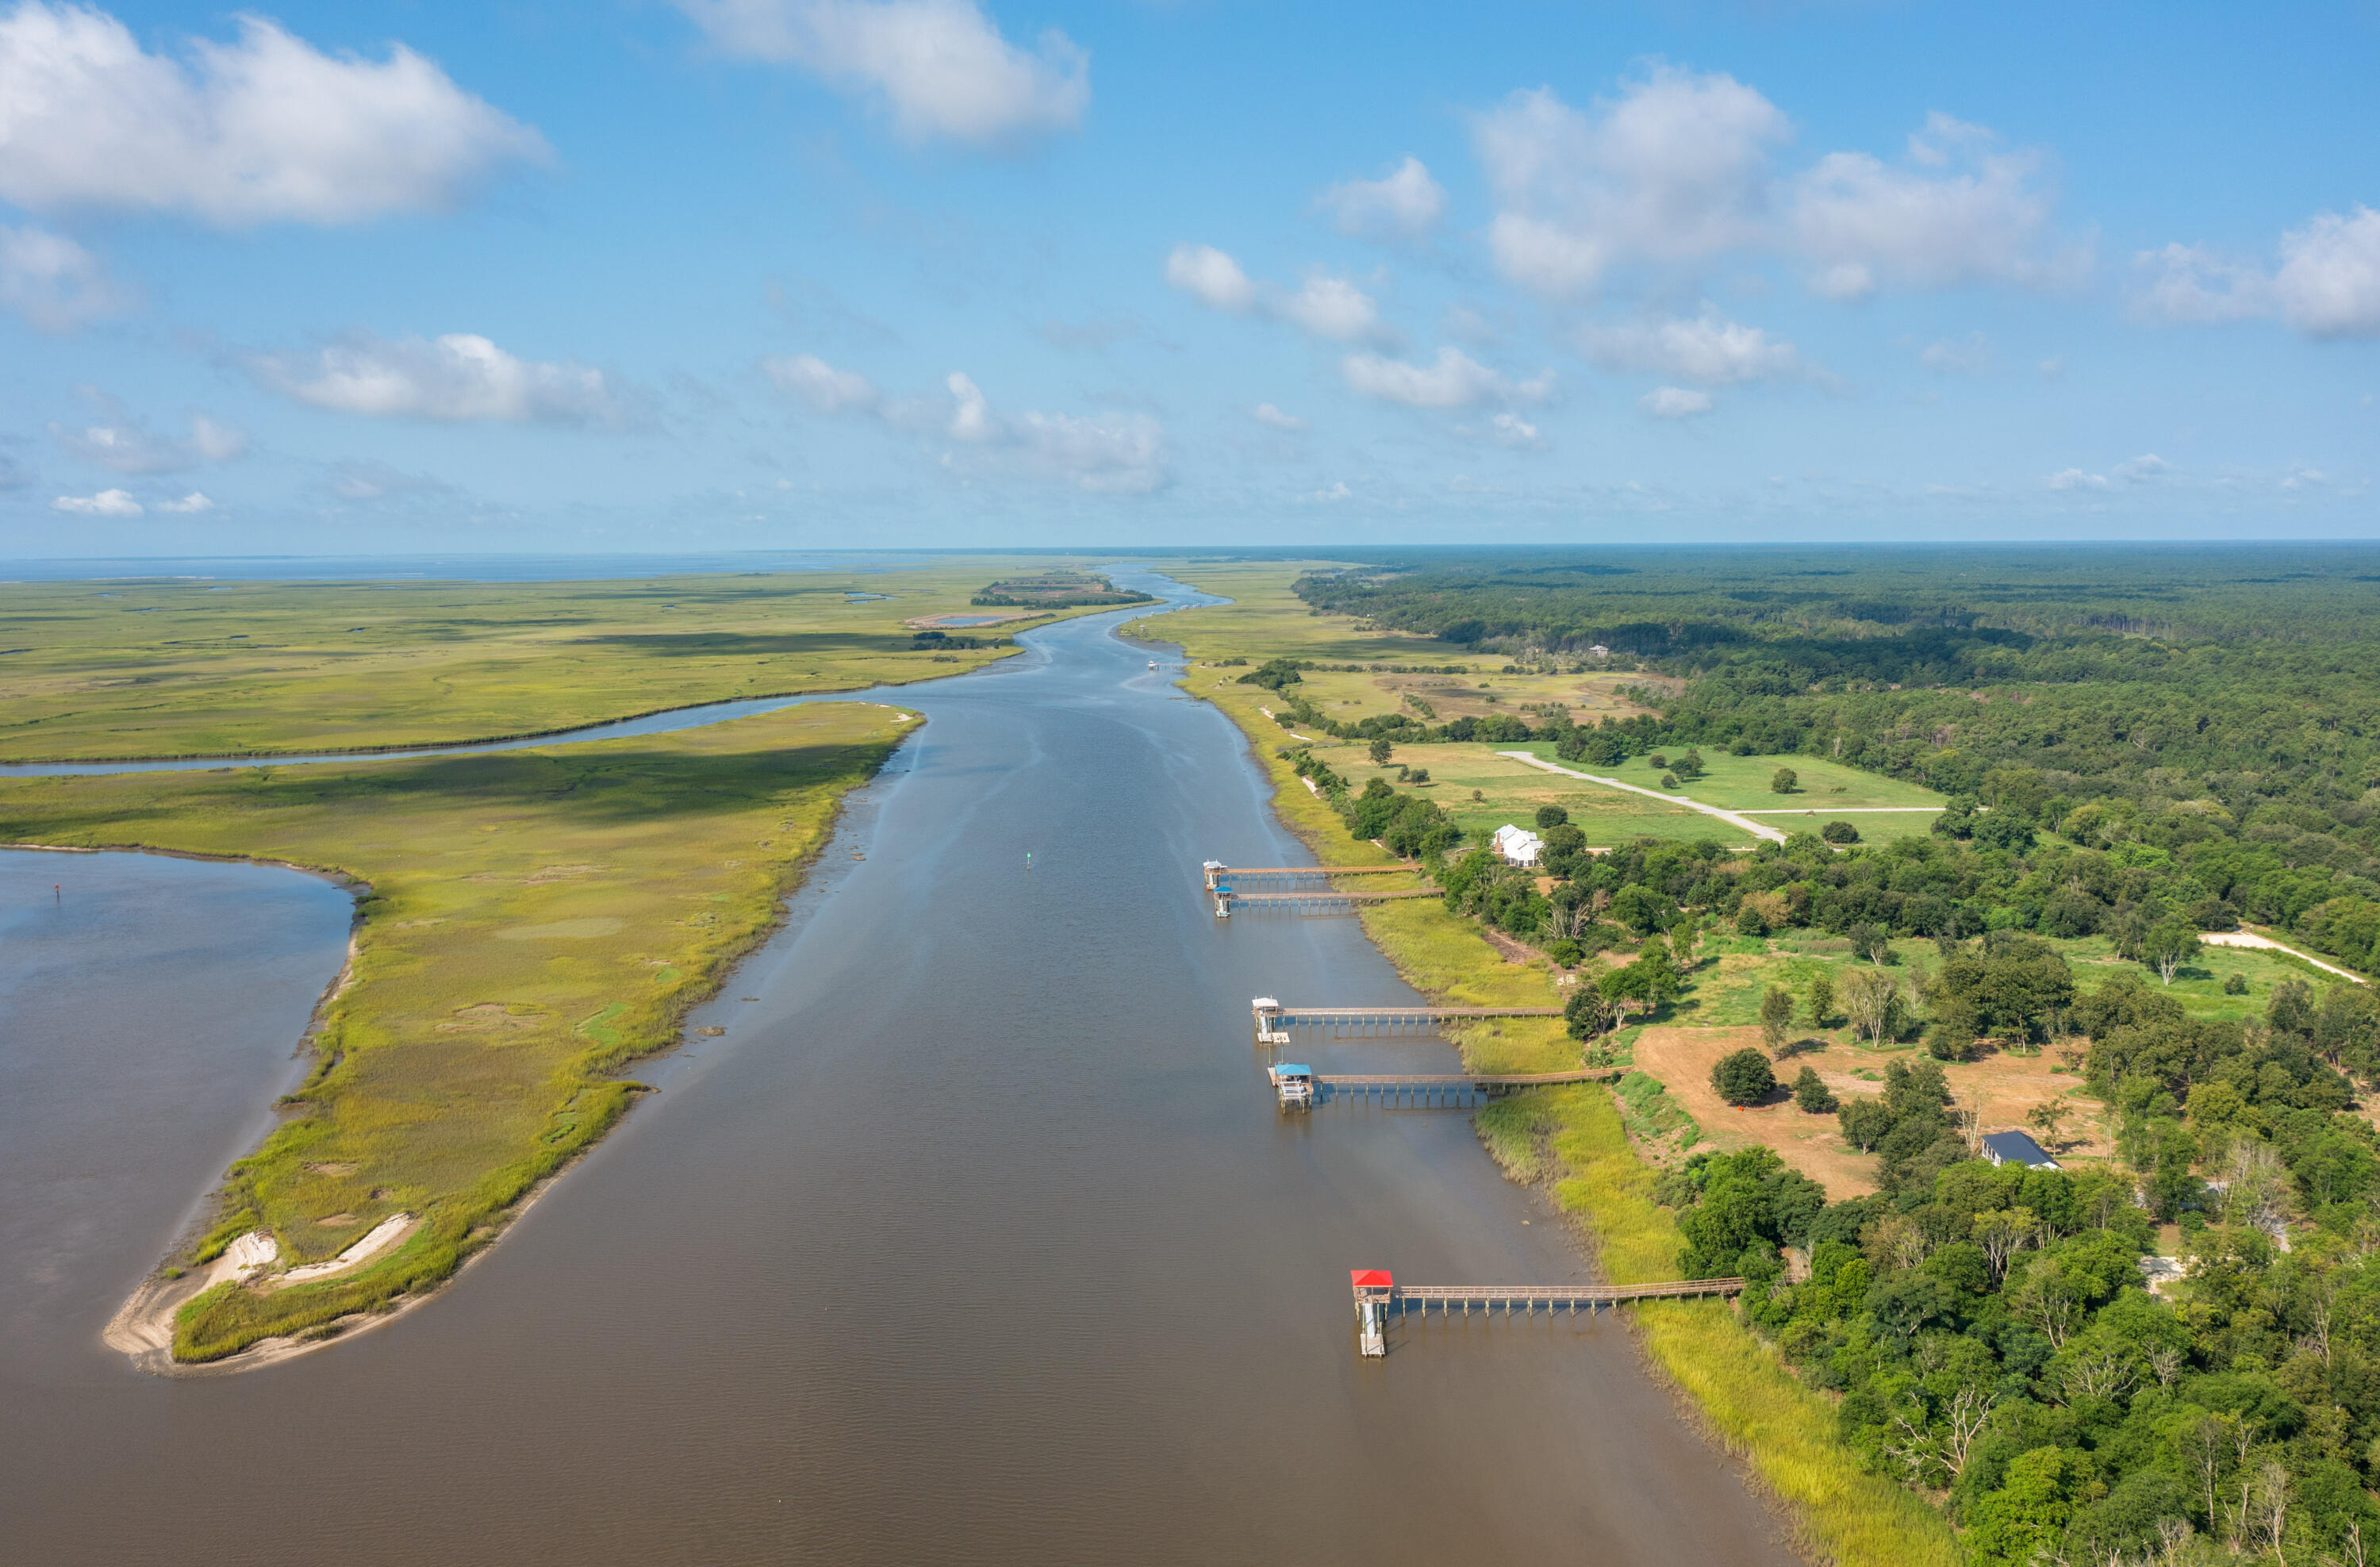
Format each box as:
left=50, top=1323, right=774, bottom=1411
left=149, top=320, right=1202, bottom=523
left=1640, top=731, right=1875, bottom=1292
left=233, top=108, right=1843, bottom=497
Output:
left=1491, top=824, right=1544, bottom=866
left=1980, top=1130, right=2059, bottom=1170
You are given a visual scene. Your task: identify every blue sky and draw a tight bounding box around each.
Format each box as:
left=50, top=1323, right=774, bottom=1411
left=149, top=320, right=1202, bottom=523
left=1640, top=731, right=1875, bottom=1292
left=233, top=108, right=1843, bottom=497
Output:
left=0, top=0, right=2374, bottom=556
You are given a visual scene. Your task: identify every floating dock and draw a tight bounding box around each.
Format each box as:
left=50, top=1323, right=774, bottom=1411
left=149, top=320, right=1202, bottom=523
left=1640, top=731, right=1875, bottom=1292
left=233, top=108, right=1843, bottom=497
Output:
left=1351, top=1270, right=1745, bottom=1355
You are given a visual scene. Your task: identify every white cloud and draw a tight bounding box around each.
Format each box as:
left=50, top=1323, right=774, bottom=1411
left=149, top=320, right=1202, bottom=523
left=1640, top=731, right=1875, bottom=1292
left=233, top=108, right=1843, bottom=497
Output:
left=2115, top=453, right=2169, bottom=482
left=2046, top=467, right=2109, bottom=491
left=1318, top=156, right=1445, bottom=241
left=1342, top=346, right=1553, bottom=409
left=1303, top=480, right=1352, bottom=503
left=250, top=333, right=620, bottom=424
left=1577, top=309, right=1807, bottom=385
left=0, top=222, right=128, bottom=330
left=1251, top=402, right=1305, bottom=432
left=1487, top=412, right=1545, bottom=449
left=52, top=486, right=140, bottom=514
left=2132, top=243, right=2271, bottom=325
left=1015, top=409, right=1165, bottom=494
left=763, top=351, right=877, bottom=413
left=1791, top=114, right=2075, bottom=298
left=1471, top=70, right=1788, bottom=299
left=2275, top=207, right=2380, bottom=339
left=945, top=370, right=992, bottom=440
left=1470, top=83, right=2072, bottom=303
left=51, top=400, right=247, bottom=472
left=1639, top=386, right=1712, bottom=419
left=154, top=490, right=213, bottom=513
left=2134, top=209, right=2380, bottom=339
left=0, top=3, right=547, bottom=225
left=674, top=0, right=1086, bottom=144
left=1163, top=243, right=1387, bottom=344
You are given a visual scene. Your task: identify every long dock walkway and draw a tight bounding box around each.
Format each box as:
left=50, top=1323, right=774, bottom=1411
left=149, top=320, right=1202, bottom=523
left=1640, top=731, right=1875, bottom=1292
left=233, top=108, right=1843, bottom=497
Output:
left=1311, top=1069, right=1616, bottom=1104
left=1217, top=887, right=1441, bottom=914
left=1203, top=861, right=1415, bottom=889
left=1371, top=1278, right=1746, bottom=1314
left=1255, top=1001, right=1562, bottom=1039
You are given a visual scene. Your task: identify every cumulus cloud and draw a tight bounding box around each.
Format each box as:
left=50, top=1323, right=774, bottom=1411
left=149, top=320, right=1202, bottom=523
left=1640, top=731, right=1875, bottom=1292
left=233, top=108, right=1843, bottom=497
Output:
left=1791, top=114, right=2077, bottom=299
left=2046, top=467, right=2109, bottom=491
left=1639, top=386, right=1712, bottom=419
left=1251, top=402, right=1306, bottom=432
left=944, top=370, right=993, bottom=440
left=763, top=351, right=877, bottom=413
left=1317, top=156, right=1445, bottom=242
left=50, top=398, right=246, bottom=472
left=1471, top=69, right=1787, bottom=298
left=2115, top=453, right=2169, bottom=482
left=249, top=333, right=620, bottom=424
left=1163, top=243, right=1388, bottom=344
left=1576, top=308, right=1807, bottom=385
left=1342, top=346, right=1553, bottom=409
left=674, top=0, right=1086, bottom=144
left=52, top=486, right=140, bottom=514
left=0, top=2, right=547, bottom=225
left=154, top=490, right=213, bottom=513
left=1470, top=79, right=2075, bottom=302
left=2146, top=208, right=2380, bottom=340
left=0, top=222, right=128, bottom=330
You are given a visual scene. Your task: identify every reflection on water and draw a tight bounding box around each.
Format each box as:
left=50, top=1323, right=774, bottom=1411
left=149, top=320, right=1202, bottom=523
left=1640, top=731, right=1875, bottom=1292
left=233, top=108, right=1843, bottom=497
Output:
left=0, top=576, right=1791, bottom=1566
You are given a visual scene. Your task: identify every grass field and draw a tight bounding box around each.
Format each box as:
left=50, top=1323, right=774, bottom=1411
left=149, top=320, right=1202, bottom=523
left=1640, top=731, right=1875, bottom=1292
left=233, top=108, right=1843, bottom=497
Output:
left=0, top=558, right=1105, bottom=761
left=0, top=702, right=907, bottom=1361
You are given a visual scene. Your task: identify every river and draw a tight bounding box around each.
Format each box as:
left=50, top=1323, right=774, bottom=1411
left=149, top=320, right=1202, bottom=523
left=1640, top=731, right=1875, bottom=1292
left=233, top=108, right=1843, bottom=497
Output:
left=0, top=573, right=1792, bottom=1565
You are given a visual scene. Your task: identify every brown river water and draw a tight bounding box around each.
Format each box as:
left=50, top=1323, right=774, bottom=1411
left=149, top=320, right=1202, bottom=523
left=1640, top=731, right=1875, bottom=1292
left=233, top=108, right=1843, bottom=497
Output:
left=0, top=575, right=1794, bottom=1565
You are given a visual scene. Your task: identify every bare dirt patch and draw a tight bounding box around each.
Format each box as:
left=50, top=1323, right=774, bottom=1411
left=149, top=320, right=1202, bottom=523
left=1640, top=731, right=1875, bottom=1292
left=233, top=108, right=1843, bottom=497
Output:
left=302, top=1162, right=358, bottom=1177
left=1633, top=1026, right=2112, bottom=1200
left=315, top=1212, right=357, bottom=1227
left=436, top=1002, right=545, bottom=1034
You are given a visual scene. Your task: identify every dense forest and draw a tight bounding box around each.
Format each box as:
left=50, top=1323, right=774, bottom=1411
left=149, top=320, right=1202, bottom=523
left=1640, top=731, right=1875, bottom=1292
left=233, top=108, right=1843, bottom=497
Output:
left=1284, top=549, right=2380, bottom=985
left=1277, top=546, right=2380, bottom=1564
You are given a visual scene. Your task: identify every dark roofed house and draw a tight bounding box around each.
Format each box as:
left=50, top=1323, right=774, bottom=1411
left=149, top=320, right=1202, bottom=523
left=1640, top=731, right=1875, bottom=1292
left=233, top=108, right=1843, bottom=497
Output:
left=1981, top=1130, right=2059, bottom=1171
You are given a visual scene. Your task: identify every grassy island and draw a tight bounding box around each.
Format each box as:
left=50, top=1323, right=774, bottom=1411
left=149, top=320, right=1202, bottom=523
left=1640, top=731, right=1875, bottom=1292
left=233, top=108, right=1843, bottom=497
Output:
left=3, top=701, right=908, bottom=1362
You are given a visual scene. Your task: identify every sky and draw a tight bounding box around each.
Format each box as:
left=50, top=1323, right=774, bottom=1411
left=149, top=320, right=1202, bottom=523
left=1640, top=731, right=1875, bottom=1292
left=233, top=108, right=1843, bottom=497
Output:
left=0, top=0, right=2374, bottom=558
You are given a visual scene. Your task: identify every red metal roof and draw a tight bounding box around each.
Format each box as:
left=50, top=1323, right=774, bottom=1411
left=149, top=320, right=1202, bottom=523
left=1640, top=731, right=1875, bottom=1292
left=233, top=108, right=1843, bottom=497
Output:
left=1349, top=1269, right=1395, bottom=1289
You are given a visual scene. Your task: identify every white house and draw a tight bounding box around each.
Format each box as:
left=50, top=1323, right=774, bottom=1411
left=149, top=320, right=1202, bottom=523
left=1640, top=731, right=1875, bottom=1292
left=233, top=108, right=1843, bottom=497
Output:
left=1491, top=824, right=1544, bottom=867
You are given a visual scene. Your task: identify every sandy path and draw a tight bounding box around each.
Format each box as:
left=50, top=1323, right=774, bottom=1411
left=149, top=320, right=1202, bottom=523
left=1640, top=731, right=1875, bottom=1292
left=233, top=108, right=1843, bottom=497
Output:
left=2204, top=929, right=2367, bottom=984
left=1498, top=752, right=1788, bottom=845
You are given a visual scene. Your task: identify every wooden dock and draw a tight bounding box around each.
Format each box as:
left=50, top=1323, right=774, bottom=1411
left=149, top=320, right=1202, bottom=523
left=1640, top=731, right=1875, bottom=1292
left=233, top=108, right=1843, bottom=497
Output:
left=1352, top=1272, right=1743, bottom=1353
left=1203, top=861, right=1416, bottom=889
left=1253, top=1001, right=1562, bottom=1039
left=1215, top=887, right=1442, bottom=914
left=1306, top=1069, right=1617, bottom=1105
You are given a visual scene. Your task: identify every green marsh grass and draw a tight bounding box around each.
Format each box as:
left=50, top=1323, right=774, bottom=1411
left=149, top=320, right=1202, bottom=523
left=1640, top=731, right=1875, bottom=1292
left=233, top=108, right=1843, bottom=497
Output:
left=0, top=702, right=906, bottom=1361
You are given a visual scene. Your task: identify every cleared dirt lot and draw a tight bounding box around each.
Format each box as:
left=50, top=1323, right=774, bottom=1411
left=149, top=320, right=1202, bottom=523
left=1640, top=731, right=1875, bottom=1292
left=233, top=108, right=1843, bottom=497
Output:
left=1632, top=1025, right=2112, bottom=1200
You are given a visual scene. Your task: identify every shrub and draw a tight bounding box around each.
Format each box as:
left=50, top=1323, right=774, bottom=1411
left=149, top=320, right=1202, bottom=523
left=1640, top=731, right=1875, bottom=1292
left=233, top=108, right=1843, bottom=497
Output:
left=1821, top=820, right=1860, bottom=844
left=2224, top=972, right=2249, bottom=995
left=1534, top=804, right=1570, bottom=830
left=1772, top=767, right=1799, bottom=794
left=1711, top=1048, right=1776, bottom=1105
left=1545, top=938, right=1582, bottom=967
left=1793, top=1066, right=1838, bottom=1113
left=1661, top=772, right=1681, bottom=789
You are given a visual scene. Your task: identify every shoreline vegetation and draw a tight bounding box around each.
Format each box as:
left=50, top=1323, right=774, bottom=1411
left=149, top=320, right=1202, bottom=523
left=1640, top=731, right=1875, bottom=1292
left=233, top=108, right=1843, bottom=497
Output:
left=2, top=701, right=913, bottom=1369
left=1150, top=562, right=1960, bottom=1566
